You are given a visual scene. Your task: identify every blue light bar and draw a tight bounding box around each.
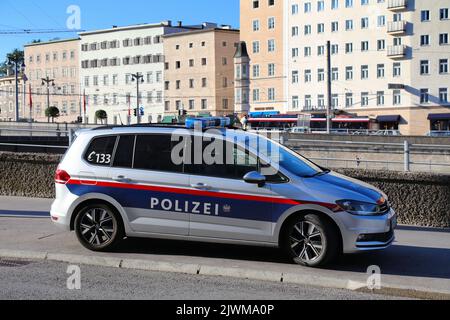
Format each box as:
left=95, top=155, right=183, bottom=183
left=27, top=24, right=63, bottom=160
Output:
left=185, top=117, right=231, bottom=129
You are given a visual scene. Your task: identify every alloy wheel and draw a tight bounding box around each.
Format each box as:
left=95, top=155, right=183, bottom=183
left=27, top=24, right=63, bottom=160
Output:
left=79, top=208, right=115, bottom=246
left=289, top=221, right=324, bottom=263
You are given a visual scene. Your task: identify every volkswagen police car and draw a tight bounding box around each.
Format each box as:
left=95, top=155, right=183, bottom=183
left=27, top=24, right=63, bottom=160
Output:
left=51, top=117, right=397, bottom=267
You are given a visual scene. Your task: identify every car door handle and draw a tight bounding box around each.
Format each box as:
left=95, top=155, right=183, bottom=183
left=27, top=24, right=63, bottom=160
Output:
left=113, top=175, right=131, bottom=182
left=191, top=183, right=212, bottom=190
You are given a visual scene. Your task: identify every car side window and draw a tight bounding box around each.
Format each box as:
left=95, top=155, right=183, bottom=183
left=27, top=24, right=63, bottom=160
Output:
left=113, top=135, right=135, bottom=168
left=187, top=138, right=258, bottom=180
left=133, top=134, right=184, bottom=173
left=84, top=136, right=117, bottom=166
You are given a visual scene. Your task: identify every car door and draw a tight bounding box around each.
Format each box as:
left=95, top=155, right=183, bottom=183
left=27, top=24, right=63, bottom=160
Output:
left=109, top=134, right=190, bottom=236
left=187, top=135, right=277, bottom=243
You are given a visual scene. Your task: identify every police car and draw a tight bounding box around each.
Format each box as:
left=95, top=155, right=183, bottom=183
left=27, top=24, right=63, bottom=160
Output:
left=51, top=117, right=397, bottom=267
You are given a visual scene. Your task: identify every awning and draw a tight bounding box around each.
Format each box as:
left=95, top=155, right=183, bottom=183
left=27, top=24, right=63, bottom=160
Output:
left=428, top=113, right=450, bottom=121
left=332, top=118, right=370, bottom=123
left=161, top=116, right=177, bottom=124
left=377, top=115, right=401, bottom=123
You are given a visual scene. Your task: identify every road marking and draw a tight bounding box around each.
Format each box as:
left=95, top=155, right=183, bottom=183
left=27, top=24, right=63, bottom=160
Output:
left=0, top=210, right=50, bottom=218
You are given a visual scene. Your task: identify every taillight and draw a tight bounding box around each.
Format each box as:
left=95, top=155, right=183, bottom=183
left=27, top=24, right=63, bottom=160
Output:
left=55, top=169, right=71, bottom=185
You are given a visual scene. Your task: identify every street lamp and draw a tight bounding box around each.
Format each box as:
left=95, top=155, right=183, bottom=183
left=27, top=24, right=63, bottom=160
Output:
left=131, top=72, right=144, bottom=124
left=7, top=58, right=25, bottom=122
left=41, top=76, right=56, bottom=123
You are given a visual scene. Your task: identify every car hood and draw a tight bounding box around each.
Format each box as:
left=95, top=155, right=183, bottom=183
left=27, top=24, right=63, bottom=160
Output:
left=301, top=171, right=384, bottom=204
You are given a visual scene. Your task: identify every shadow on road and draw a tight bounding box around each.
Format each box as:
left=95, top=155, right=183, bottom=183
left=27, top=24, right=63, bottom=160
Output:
left=115, top=237, right=450, bottom=280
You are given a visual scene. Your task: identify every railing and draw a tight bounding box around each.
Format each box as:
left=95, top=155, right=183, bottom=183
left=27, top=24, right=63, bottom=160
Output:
left=387, top=45, right=406, bottom=57
left=285, top=138, right=450, bottom=173
left=387, top=20, right=407, bottom=33
left=388, top=0, right=407, bottom=10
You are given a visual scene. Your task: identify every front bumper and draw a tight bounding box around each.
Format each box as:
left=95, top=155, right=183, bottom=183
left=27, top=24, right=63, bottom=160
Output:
left=335, top=209, right=397, bottom=254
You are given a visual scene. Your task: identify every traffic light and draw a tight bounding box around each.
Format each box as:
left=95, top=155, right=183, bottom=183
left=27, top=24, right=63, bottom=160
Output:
left=134, top=108, right=138, bottom=117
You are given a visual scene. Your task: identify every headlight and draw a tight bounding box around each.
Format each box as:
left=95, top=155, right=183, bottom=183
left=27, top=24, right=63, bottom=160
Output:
left=336, top=200, right=387, bottom=216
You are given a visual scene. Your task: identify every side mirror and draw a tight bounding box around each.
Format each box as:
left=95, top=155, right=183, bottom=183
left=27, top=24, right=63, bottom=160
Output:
left=244, top=171, right=266, bottom=187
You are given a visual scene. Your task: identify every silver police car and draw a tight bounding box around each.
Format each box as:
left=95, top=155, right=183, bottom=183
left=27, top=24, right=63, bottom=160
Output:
left=51, top=120, right=396, bottom=267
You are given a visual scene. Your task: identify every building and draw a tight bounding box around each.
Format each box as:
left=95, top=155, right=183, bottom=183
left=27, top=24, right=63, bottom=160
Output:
left=240, top=0, right=287, bottom=114
left=0, top=74, right=25, bottom=121
left=25, top=38, right=81, bottom=123
left=79, top=21, right=193, bottom=125
left=240, top=0, right=450, bottom=135
left=163, top=24, right=240, bottom=118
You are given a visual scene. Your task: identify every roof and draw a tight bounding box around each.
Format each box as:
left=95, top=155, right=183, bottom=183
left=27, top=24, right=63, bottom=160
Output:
left=24, top=38, right=80, bottom=47
left=79, top=22, right=186, bottom=36
left=163, top=27, right=239, bottom=38
left=234, top=41, right=249, bottom=58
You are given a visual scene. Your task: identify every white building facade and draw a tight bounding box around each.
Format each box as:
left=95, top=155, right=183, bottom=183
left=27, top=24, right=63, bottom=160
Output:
left=285, top=0, right=450, bottom=135
left=79, top=22, right=188, bottom=124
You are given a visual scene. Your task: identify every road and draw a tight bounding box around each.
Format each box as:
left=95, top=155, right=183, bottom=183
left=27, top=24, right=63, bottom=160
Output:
left=0, top=260, right=401, bottom=300
left=0, top=196, right=450, bottom=299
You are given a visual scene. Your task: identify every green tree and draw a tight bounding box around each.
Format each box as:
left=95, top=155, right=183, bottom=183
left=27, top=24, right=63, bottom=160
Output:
left=95, top=110, right=108, bottom=124
left=45, top=106, right=60, bottom=123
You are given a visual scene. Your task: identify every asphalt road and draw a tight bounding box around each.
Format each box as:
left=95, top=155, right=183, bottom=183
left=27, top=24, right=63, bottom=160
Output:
left=0, top=196, right=450, bottom=299
left=0, top=260, right=401, bottom=300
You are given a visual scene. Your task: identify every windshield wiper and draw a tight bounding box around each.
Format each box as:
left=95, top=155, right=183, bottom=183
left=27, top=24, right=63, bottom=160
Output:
left=302, top=169, right=331, bottom=178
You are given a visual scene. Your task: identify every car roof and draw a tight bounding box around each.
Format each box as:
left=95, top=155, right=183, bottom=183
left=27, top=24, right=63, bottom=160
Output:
left=76, top=126, right=261, bottom=141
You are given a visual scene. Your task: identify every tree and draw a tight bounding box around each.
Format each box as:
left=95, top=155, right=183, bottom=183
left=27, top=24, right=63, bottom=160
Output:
left=0, top=49, right=24, bottom=77
left=95, top=110, right=108, bottom=124
left=45, top=106, right=60, bottom=123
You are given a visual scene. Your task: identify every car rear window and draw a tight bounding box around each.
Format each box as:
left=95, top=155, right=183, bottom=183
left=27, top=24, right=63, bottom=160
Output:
left=84, top=136, right=117, bottom=166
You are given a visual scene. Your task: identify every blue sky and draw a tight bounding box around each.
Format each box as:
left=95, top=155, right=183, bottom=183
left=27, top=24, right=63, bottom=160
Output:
left=0, top=0, right=240, bottom=60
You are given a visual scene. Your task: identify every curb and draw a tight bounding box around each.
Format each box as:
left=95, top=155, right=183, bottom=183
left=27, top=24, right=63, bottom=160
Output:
left=1, top=249, right=450, bottom=299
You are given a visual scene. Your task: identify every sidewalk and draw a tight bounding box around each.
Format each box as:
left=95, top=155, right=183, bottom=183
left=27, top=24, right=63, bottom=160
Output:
left=0, top=196, right=52, bottom=217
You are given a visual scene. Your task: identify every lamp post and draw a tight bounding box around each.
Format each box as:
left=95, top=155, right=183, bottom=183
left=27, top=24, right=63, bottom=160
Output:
left=131, top=72, right=144, bottom=124
left=7, top=58, right=25, bottom=122
left=41, top=76, right=55, bottom=122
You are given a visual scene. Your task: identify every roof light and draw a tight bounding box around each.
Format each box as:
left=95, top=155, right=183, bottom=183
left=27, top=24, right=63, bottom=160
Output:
left=185, top=117, right=231, bottom=129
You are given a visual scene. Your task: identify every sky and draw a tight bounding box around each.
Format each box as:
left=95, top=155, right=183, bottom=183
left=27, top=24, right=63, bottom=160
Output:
left=0, top=0, right=240, bottom=60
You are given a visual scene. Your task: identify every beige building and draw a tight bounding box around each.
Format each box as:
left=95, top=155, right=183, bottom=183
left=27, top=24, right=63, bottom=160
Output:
left=163, top=26, right=240, bottom=117
left=241, top=0, right=450, bottom=135
left=25, top=38, right=81, bottom=123
left=0, top=75, right=25, bottom=121
left=240, top=0, right=287, bottom=113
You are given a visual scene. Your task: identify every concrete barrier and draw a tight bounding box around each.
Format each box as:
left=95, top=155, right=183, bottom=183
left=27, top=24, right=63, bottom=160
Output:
left=0, top=152, right=449, bottom=228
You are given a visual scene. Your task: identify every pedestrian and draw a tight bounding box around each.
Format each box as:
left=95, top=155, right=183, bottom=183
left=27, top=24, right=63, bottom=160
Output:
left=241, top=114, right=249, bottom=131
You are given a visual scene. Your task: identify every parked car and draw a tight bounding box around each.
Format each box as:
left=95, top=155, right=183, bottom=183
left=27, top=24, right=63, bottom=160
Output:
left=51, top=119, right=397, bottom=267
left=427, top=131, right=450, bottom=137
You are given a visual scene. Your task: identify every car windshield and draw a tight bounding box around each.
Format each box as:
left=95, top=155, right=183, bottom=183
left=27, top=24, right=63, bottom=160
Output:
left=247, top=135, right=326, bottom=178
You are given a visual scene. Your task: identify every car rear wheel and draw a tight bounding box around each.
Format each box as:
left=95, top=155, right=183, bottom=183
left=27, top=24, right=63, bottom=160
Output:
left=282, top=213, right=340, bottom=267
left=74, top=203, right=124, bottom=252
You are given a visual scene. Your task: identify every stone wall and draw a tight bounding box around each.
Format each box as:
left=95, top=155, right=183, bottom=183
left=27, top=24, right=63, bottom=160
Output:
left=0, top=152, right=449, bottom=228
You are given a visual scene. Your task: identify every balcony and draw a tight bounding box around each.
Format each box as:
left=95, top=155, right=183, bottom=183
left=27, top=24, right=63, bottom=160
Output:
left=387, top=21, right=407, bottom=34
left=387, top=45, right=407, bottom=59
left=388, top=0, right=407, bottom=11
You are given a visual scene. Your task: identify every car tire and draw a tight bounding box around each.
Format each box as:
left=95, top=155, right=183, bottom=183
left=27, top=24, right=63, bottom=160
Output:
left=74, top=203, right=124, bottom=252
left=281, top=213, right=340, bottom=268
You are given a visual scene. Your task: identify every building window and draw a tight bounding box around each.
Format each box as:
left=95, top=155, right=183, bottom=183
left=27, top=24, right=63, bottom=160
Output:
left=346, top=66, right=353, bottom=80
left=439, top=88, right=448, bottom=103
left=361, top=92, right=369, bottom=107
left=361, top=17, right=369, bottom=29
left=361, top=65, right=369, bottom=79
left=420, top=35, right=430, bottom=46
left=345, top=93, right=353, bottom=108
left=331, top=21, right=339, bottom=32
left=421, top=10, right=430, bottom=22
left=304, top=70, right=312, bottom=82
left=201, top=99, right=208, bottom=110
left=253, top=0, right=259, bottom=9
left=253, top=89, right=260, bottom=101
left=345, top=0, right=353, bottom=8
left=345, top=43, right=353, bottom=53
left=253, top=64, right=260, bottom=77
left=292, top=4, right=299, bottom=14
left=318, top=23, right=325, bottom=33
left=439, top=33, right=449, bottom=45
left=332, top=0, right=339, bottom=9
left=292, top=96, right=299, bottom=109
left=304, top=2, right=312, bottom=12
left=377, top=91, right=385, bottom=106
left=318, top=68, right=325, bottom=82
left=440, top=8, right=449, bottom=20
left=392, top=90, right=401, bottom=105
left=292, top=70, right=299, bottom=83
left=268, top=88, right=275, bottom=101
left=268, top=17, right=275, bottom=29
left=317, top=45, right=325, bottom=56
left=377, top=64, right=385, bottom=78
left=440, top=59, right=449, bottom=74
left=292, top=26, right=299, bottom=36
left=332, top=67, right=339, bottom=81
left=420, top=89, right=429, bottom=104
left=304, top=47, right=312, bottom=57
left=420, top=60, right=429, bottom=75
left=268, top=63, right=275, bottom=76
left=377, top=39, right=385, bottom=51
left=346, top=20, right=353, bottom=31
left=253, top=20, right=260, bottom=31
left=361, top=41, right=369, bottom=52
left=252, top=41, right=260, bottom=53
left=304, top=25, right=312, bottom=35
left=393, top=62, right=401, bottom=77
left=304, top=95, right=312, bottom=109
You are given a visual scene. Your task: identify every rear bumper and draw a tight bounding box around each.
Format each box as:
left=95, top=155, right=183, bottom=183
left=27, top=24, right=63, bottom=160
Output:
left=335, top=209, right=397, bottom=254
left=50, top=185, right=79, bottom=230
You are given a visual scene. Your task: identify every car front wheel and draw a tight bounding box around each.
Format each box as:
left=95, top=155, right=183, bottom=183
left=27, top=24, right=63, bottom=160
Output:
left=282, top=213, right=340, bottom=267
